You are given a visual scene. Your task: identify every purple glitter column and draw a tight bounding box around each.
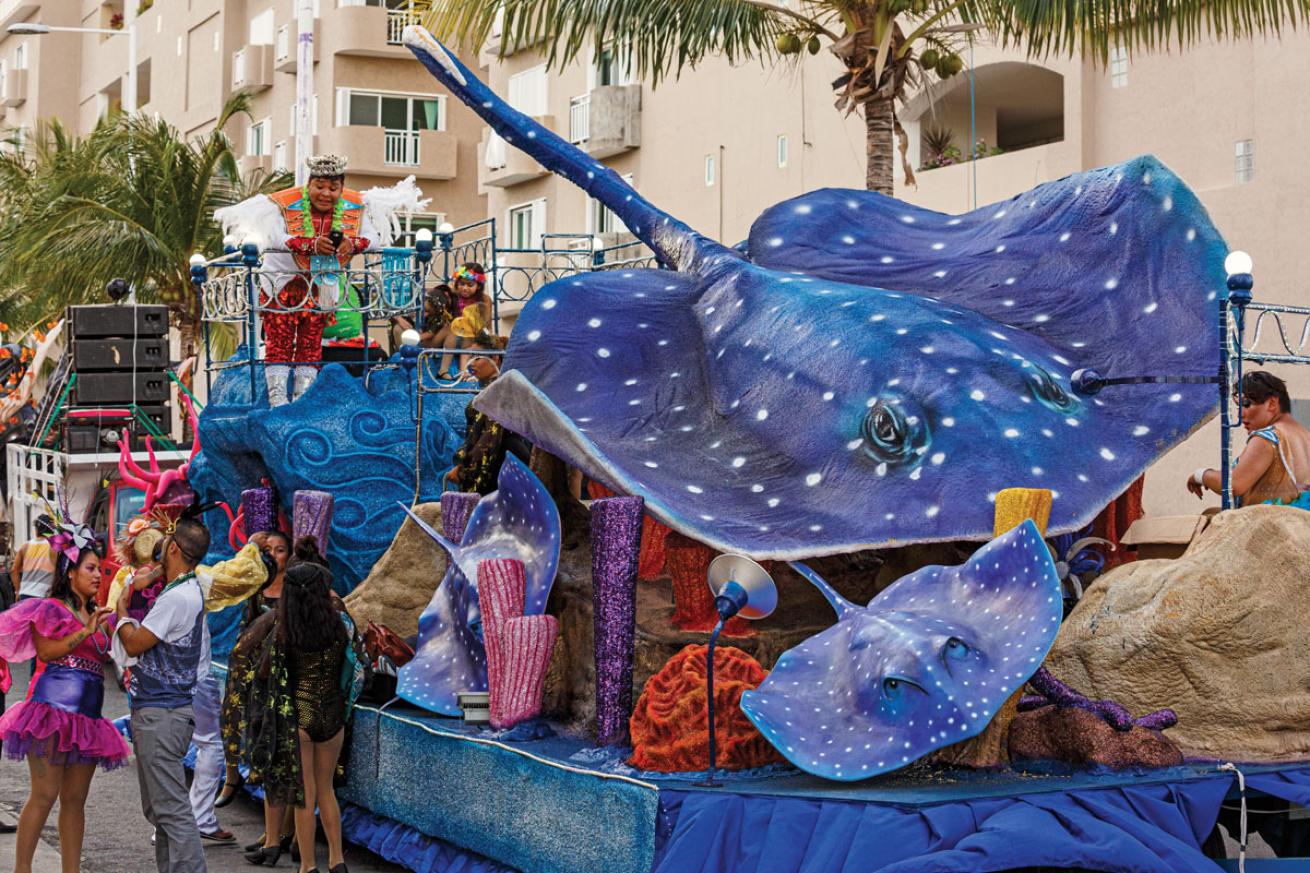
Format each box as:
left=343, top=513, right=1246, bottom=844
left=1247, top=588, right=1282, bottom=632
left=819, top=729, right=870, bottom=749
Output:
left=293, top=490, right=334, bottom=554
left=591, top=496, right=643, bottom=746
left=441, top=491, right=479, bottom=543
left=241, top=487, right=276, bottom=535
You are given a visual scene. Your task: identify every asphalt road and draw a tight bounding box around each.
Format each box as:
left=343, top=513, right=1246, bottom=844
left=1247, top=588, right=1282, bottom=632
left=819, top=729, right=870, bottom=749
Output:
left=0, top=663, right=406, bottom=873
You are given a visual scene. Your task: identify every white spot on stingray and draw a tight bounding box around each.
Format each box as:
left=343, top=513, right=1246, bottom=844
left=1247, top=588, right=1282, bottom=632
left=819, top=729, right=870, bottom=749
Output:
left=926, top=505, right=941, bottom=518
left=1163, top=196, right=1173, bottom=211
left=1186, top=228, right=1196, bottom=242
left=768, top=237, right=784, bottom=248
left=846, top=438, right=863, bottom=450
left=1169, top=393, right=1182, bottom=402
left=823, top=391, right=835, bottom=401
left=921, top=346, right=935, bottom=354
left=901, top=215, right=916, bottom=224
left=576, top=383, right=588, bottom=392
left=1133, top=426, right=1150, bottom=436
left=795, top=204, right=813, bottom=215
left=970, top=390, right=986, bottom=401
left=1105, top=278, right=1119, bottom=290
left=1004, top=428, right=1020, bottom=438
left=931, top=452, right=946, bottom=465
left=1100, top=447, right=1117, bottom=461
left=644, top=461, right=658, bottom=469
left=587, top=318, right=602, bottom=328
left=756, top=409, right=769, bottom=421
left=842, top=235, right=856, bottom=245
left=1175, top=345, right=1187, bottom=354
left=768, top=498, right=780, bottom=508
left=880, top=256, right=894, bottom=264
left=933, top=270, right=948, bottom=278
left=527, top=330, right=541, bottom=341
left=542, top=299, right=558, bottom=310
left=732, top=457, right=746, bottom=468
left=597, top=348, right=611, bottom=358
left=751, top=484, right=764, bottom=493
left=1034, top=314, right=1050, bottom=323
left=805, top=473, right=823, bottom=486
left=1109, top=222, right=1119, bottom=235
left=995, top=245, right=1006, bottom=253
left=942, top=417, right=955, bottom=427
left=687, top=485, right=704, bottom=494
left=1059, top=232, right=1071, bottom=243
left=932, top=242, right=945, bottom=251
left=1144, top=302, right=1158, bottom=314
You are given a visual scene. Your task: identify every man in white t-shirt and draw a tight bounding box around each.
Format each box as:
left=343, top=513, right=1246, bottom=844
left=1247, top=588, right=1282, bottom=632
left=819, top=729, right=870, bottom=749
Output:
left=114, top=518, right=211, bottom=873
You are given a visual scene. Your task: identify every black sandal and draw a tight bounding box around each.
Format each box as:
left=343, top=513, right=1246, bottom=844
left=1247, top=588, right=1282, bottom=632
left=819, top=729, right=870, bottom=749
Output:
left=215, top=770, right=245, bottom=808
left=243, top=844, right=281, bottom=866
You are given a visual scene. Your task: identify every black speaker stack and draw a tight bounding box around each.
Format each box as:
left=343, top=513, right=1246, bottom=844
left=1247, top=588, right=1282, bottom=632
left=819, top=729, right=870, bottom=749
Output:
left=63, top=305, right=172, bottom=453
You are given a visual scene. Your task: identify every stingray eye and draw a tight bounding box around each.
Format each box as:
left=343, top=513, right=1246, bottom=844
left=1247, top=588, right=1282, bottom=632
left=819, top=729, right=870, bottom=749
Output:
left=944, top=637, right=969, bottom=660
left=1029, top=366, right=1076, bottom=413
left=860, top=396, right=929, bottom=466
left=882, top=677, right=902, bottom=699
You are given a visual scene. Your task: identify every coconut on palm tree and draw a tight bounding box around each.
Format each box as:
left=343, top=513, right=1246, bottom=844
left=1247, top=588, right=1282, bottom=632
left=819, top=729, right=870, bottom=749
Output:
left=418, top=0, right=1305, bottom=194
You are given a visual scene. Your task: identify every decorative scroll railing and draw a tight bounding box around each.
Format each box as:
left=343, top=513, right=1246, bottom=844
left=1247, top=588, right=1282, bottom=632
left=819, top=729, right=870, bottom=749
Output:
left=190, top=218, right=664, bottom=398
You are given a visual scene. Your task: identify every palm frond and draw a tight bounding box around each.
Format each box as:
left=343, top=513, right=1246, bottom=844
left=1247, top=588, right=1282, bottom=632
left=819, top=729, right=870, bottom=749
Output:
left=971, top=0, right=1306, bottom=64
left=421, top=0, right=814, bottom=85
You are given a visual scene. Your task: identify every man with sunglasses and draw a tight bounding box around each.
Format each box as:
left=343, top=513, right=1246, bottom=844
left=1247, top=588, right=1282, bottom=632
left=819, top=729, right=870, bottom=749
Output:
left=113, top=518, right=212, bottom=873
left=1188, top=370, right=1310, bottom=507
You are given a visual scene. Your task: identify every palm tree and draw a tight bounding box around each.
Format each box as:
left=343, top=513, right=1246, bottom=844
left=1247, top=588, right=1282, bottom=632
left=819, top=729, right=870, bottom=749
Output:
left=0, top=94, right=291, bottom=360
left=420, top=0, right=1306, bottom=195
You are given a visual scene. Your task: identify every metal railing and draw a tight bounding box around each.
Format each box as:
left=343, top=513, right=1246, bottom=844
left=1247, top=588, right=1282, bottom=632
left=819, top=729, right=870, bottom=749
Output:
left=384, top=128, right=420, bottom=166
left=569, top=94, right=590, bottom=144
left=386, top=7, right=419, bottom=44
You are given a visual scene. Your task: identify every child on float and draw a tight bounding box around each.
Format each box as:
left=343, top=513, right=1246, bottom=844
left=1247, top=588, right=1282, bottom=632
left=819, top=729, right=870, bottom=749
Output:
left=438, top=263, right=492, bottom=377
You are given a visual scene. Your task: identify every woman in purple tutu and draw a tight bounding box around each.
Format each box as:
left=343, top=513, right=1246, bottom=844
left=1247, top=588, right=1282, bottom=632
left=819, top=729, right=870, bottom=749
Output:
left=0, top=542, right=131, bottom=873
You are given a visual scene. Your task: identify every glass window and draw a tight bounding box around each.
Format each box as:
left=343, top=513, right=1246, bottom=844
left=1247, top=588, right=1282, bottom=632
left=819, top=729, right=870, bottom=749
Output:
left=397, top=212, right=446, bottom=247
left=777, top=134, right=789, bottom=168
left=1109, top=47, right=1128, bottom=89
left=348, top=92, right=379, bottom=126
left=114, top=488, right=147, bottom=531
left=380, top=95, right=409, bottom=130
left=412, top=98, right=441, bottom=131
left=247, top=119, right=269, bottom=156
left=510, top=204, right=534, bottom=249
left=1235, top=139, right=1254, bottom=185
left=705, top=155, right=716, bottom=187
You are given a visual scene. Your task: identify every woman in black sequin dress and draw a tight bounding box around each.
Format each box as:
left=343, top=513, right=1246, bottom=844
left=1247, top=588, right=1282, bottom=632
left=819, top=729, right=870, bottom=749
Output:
left=239, top=538, right=367, bottom=873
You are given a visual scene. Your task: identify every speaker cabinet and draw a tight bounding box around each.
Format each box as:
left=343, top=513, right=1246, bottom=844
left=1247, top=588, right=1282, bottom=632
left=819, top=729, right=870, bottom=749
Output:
left=67, top=305, right=169, bottom=339
left=74, top=372, right=170, bottom=405
left=72, top=337, right=168, bottom=371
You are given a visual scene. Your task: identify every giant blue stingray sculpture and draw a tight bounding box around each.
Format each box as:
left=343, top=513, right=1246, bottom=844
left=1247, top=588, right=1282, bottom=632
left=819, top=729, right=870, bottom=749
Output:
left=404, top=27, right=1225, bottom=560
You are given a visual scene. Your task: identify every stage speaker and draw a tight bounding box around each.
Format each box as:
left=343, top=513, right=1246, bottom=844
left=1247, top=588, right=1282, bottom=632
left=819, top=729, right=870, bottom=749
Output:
left=73, top=372, right=170, bottom=405
left=72, top=337, right=168, bottom=371
left=66, top=304, right=169, bottom=339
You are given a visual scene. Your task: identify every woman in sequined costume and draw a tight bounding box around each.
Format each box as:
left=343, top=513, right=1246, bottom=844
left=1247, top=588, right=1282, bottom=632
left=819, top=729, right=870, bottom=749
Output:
left=0, top=544, right=130, bottom=873
left=238, top=538, right=366, bottom=873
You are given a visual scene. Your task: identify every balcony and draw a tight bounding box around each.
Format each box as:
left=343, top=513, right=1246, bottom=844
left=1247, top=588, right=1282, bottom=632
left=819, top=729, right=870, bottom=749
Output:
left=323, top=5, right=418, bottom=59
left=0, top=1, right=36, bottom=30
left=275, top=21, right=321, bottom=73
left=2, top=68, right=26, bottom=107
left=317, top=125, right=456, bottom=180
left=479, top=121, right=552, bottom=188
left=232, top=44, right=273, bottom=92
left=572, top=84, right=641, bottom=159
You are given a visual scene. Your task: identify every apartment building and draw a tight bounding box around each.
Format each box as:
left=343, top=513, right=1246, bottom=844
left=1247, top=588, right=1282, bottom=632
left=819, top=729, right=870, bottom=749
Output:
left=0, top=0, right=487, bottom=237
left=478, top=30, right=1310, bottom=517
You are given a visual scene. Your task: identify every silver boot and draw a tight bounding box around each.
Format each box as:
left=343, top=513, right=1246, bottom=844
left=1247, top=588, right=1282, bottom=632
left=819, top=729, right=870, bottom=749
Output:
left=266, top=364, right=291, bottom=408
left=292, top=365, right=318, bottom=401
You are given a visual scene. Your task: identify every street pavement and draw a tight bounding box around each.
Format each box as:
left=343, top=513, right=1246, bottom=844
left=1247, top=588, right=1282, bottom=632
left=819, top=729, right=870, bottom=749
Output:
left=0, top=663, right=406, bottom=873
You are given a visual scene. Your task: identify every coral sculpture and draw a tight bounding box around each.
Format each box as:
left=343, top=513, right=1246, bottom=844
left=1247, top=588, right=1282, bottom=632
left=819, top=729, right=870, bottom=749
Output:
left=629, top=644, right=782, bottom=773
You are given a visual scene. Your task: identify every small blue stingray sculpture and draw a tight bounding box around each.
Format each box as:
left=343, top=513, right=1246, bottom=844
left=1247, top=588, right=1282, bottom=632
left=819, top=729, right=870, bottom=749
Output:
left=741, top=519, right=1063, bottom=780
left=396, top=454, right=561, bottom=715
left=403, top=27, right=1224, bottom=560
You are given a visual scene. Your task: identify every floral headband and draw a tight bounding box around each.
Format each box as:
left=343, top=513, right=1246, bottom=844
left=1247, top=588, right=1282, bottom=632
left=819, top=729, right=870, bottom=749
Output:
left=452, top=265, right=486, bottom=286
left=46, top=521, right=97, bottom=565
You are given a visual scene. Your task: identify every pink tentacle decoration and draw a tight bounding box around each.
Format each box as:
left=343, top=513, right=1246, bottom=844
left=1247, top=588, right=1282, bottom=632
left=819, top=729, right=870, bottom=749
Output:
left=118, top=436, right=153, bottom=494
left=228, top=507, right=247, bottom=551
left=144, top=436, right=160, bottom=475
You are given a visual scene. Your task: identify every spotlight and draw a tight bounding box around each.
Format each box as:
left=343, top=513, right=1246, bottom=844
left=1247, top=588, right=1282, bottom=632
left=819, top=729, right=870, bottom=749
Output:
left=697, top=555, right=777, bottom=787
left=106, top=278, right=130, bottom=302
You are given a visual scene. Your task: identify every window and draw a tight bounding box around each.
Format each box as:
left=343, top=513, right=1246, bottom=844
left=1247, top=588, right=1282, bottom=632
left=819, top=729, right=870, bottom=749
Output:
left=589, top=174, right=633, bottom=236
left=247, top=118, right=270, bottom=157
left=273, top=140, right=288, bottom=171
left=1235, top=139, right=1254, bottom=185
left=508, top=65, right=548, bottom=115
left=777, top=134, right=789, bottom=168
left=397, top=212, right=448, bottom=247
left=249, top=9, right=275, bottom=45
left=13, top=43, right=26, bottom=71
left=341, top=90, right=444, bottom=132
left=507, top=199, right=546, bottom=249
left=591, top=46, right=634, bottom=88
left=705, top=154, right=716, bottom=187
left=1109, top=47, right=1128, bottom=89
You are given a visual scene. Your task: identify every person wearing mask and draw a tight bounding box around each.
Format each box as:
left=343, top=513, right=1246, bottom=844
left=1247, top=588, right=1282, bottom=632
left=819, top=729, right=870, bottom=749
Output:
left=0, top=539, right=130, bottom=870
left=113, top=515, right=212, bottom=873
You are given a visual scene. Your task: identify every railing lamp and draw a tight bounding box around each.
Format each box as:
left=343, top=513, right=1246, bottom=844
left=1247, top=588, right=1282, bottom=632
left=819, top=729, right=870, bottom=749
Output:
left=188, top=253, right=208, bottom=286
left=1225, top=250, right=1254, bottom=305
left=240, top=239, right=262, bottom=267
left=414, top=227, right=434, bottom=263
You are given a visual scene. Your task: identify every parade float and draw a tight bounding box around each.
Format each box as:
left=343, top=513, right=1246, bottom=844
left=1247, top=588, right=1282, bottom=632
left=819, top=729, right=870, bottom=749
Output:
left=174, top=24, right=1310, bottom=873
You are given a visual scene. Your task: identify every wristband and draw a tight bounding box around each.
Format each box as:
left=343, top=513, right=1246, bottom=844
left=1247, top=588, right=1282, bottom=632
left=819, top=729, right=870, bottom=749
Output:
left=1192, top=467, right=1209, bottom=487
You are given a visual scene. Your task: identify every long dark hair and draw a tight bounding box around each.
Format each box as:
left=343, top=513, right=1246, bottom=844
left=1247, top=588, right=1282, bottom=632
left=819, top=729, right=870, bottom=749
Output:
left=244, top=530, right=292, bottom=627
left=278, top=537, right=343, bottom=651
left=50, top=547, right=102, bottom=613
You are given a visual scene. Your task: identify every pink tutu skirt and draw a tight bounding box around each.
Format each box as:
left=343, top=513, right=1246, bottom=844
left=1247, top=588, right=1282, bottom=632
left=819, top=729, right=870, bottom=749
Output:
left=0, top=696, right=131, bottom=770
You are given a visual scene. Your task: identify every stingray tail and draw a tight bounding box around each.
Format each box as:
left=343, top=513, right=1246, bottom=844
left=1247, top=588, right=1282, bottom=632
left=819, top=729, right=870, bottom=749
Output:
left=397, top=502, right=461, bottom=560
left=402, top=26, right=732, bottom=274
left=789, top=562, right=856, bottom=619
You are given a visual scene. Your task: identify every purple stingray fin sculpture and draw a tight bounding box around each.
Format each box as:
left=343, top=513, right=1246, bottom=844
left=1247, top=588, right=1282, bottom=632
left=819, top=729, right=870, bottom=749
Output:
left=740, top=519, right=1063, bottom=780
left=403, top=27, right=1224, bottom=560
left=396, top=454, right=561, bottom=715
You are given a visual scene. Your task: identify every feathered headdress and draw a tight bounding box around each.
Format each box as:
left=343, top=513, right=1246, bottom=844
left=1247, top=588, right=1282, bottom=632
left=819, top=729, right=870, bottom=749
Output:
left=35, top=489, right=97, bottom=565
left=115, top=506, right=182, bottom=568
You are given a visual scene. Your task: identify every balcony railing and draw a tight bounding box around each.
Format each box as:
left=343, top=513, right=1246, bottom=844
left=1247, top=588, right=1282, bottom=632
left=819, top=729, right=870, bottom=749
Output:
left=387, top=7, right=419, bottom=45
left=384, top=129, right=420, bottom=166
left=569, top=94, right=590, bottom=144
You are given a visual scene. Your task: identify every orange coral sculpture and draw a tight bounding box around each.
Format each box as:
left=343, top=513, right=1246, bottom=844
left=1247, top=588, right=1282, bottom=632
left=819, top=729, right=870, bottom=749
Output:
left=629, top=644, right=783, bottom=773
